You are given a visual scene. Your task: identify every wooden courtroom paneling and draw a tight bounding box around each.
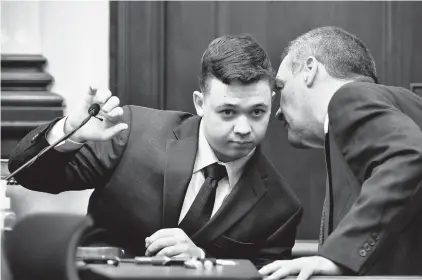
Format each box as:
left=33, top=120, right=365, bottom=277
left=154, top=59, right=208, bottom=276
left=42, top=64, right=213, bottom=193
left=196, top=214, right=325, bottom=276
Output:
left=109, top=1, right=166, bottom=108
left=386, top=2, right=422, bottom=88
left=110, top=1, right=422, bottom=239
left=1, top=55, right=64, bottom=159
left=164, top=1, right=217, bottom=113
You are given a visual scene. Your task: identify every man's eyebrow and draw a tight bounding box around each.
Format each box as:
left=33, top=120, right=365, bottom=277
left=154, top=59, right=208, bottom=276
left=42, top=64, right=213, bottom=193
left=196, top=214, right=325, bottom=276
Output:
left=252, top=103, right=269, bottom=108
left=216, top=103, right=269, bottom=109
left=216, top=104, right=238, bottom=109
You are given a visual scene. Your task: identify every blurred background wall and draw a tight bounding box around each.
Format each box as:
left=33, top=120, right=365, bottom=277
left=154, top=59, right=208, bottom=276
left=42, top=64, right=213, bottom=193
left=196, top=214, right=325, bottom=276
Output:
left=1, top=1, right=108, bottom=217
left=2, top=1, right=422, bottom=240
left=1, top=0, right=109, bottom=114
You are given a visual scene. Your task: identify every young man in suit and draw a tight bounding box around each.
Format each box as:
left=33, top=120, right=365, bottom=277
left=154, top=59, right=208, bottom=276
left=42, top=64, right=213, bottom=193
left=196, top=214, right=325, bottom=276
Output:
left=8, top=34, right=302, bottom=268
left=259, top=26, right=422, bottom=279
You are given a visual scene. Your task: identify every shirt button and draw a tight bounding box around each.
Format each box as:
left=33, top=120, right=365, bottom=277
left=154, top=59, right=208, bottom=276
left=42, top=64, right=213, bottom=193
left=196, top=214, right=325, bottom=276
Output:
left=368, top=238, right=376, bottom=246
left=364, top=243, right=371, bottom=251
left=371, top=232, right=380, bottom=240
left=359, top=249, right=367, bottom=257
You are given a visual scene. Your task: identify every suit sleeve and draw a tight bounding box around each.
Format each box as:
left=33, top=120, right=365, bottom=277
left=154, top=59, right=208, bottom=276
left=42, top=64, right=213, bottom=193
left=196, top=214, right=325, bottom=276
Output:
left=8, top=106, right=132, bottom=194
left=319, top=85, right=422, bottom=274
left=253, top=206, right=303, bottom=268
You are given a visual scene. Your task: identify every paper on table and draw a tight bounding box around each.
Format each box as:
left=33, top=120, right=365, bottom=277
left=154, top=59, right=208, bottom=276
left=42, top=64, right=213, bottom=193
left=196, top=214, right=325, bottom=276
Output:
left=215, top=259, right=237, bottom=266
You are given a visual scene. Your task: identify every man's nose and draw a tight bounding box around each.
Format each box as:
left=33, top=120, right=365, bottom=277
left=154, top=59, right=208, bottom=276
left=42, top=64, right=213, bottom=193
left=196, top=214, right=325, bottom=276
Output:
left=233, top=116, right=252, bottom=135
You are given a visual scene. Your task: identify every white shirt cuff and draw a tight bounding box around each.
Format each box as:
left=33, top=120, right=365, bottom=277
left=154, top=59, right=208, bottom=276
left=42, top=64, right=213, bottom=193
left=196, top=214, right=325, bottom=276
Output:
left=46, top=117, right=85, bottom=152
left=324, top=114, right=329, bottom=134
left=199, top=248, right=206, bottom=259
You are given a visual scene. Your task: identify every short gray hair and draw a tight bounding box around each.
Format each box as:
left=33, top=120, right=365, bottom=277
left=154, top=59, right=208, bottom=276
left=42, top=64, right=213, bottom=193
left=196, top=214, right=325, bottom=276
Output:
left=282, top=26, right=378, bottom=83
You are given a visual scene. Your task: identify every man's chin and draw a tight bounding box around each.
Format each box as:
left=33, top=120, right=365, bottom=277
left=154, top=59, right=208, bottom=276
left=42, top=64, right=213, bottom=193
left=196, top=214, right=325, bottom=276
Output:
left=217, top=149, right=253, bottom=163
left=287, top=134, right=312, bottom=149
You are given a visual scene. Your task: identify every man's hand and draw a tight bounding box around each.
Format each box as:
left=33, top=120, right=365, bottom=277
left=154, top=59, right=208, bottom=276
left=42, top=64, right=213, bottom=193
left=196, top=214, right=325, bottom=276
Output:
left=259, top=256, right=343, bottom=280
left=65, top=87, right=128, bottom=143
left=145, top=228, right=203, bottom=258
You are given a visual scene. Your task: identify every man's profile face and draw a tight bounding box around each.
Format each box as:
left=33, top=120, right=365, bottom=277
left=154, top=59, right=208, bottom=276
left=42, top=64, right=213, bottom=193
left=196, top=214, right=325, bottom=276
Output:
left=195, top=77, right=272, bottom=162
left=275, top=54, right=314, bottom=149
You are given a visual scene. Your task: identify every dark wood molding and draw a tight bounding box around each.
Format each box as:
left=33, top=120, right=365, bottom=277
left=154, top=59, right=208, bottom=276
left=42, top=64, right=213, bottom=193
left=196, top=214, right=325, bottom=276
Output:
left=1, top=54, right=54, bottom=90
left=1, top=91, right=63, bottom=107
left=381, top=1, right=393, bottom=85
left=410, top=83, right=422, bottom=97
left=1, top=54, right=47, bottom=68
left=156, top=1, right=167, bottom=110
left=109, top=1, right=124, bottom=102
left=1, top=54, right=64, bottom=158
left=2, top=107, right=63, bottom=122
left=1, top=72, right=54, bottom=90
left=109, top=1, right=166, bottom=109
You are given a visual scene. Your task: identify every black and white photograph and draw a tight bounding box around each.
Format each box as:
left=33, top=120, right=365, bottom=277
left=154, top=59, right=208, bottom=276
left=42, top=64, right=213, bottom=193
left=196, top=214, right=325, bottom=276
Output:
left=1, top=1, right=422, bottom=280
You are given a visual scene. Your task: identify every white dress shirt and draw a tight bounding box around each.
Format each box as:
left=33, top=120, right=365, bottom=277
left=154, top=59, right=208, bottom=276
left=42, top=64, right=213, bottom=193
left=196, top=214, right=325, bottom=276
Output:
left=47, top=117, right=85, bottom=151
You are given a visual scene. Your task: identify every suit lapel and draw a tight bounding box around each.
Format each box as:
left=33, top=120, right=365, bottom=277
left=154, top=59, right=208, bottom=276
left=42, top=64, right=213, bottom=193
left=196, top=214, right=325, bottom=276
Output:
left=162, top=116, right=201, bottom=228
left=191, top=150, right=267, bottom=244
left=324, top=127, right=355, bottom=238
left=328, top=130, right=355, bottom=228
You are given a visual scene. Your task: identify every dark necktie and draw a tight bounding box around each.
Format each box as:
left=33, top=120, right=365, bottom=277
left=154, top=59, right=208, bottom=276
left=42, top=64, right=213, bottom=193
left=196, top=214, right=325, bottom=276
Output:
left=179, top=163, right=227, bottom=236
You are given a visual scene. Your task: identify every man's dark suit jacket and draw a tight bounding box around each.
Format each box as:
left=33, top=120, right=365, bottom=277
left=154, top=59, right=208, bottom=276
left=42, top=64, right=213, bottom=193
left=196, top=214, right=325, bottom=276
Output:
left=8, top=105, right=303, bottom=267
left=319, top=79, right=422, bottom=275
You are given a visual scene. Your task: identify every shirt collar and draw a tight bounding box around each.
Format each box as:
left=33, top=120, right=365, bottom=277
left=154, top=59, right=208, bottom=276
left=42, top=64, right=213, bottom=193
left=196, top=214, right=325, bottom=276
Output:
left=193, top=120, right=255, bottom=188
left=324, top=113, right=329, bottom=135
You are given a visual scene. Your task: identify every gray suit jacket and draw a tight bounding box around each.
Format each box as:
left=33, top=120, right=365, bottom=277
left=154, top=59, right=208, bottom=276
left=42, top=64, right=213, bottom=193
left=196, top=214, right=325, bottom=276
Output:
left=9, top=105, right=303, bottom=268
left=319, top=80, right=422, bottom=275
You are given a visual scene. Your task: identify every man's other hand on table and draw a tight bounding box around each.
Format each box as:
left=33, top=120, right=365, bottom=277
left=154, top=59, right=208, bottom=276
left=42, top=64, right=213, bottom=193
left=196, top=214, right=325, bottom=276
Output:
left=145, top=228, right=205, bottom=258
left=259, top=256, right=343, bottom=280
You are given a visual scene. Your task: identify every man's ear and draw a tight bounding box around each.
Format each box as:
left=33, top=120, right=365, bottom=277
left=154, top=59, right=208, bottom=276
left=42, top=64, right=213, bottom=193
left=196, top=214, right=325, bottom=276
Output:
left=304, top=56, right=318, bottom=87
left=271, top=91, right=276, bottom=102
left=193, top=90, right=205, bottom=117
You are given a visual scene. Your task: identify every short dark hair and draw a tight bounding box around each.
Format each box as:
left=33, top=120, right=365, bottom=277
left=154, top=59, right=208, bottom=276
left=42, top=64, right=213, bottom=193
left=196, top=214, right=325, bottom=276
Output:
left=199, top=34, right=274, bottom=93
left=282, top=26, right=378, bottom=83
